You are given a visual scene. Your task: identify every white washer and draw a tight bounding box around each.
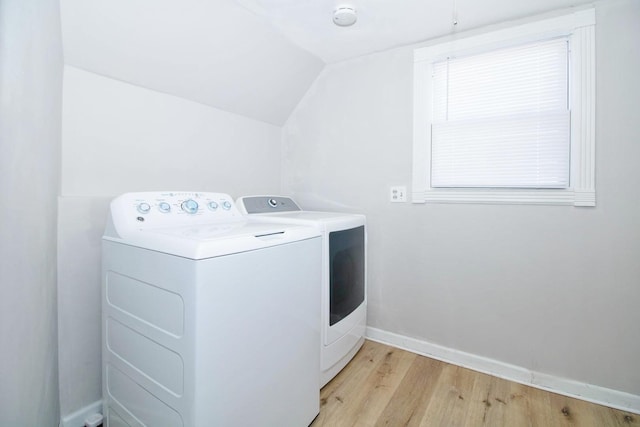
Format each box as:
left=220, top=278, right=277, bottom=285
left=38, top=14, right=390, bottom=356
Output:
left=236, top=196, right=366, bottom=387
left=102, top=191, right=322, bottom=427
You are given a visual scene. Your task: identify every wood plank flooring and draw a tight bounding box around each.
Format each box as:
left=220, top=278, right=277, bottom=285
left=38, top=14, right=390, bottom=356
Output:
left=311, top=340, right=638, bottom=427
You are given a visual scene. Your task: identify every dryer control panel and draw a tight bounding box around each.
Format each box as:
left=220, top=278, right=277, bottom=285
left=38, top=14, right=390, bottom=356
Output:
left=106, top=192, right=242, bottom=238
left=236, top=196, right=301, bottom=214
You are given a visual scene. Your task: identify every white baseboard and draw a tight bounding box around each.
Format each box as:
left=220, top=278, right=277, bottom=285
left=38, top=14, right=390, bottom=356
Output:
left=365, top=327, right=640, bottom=415
left=60, top=400, right=103, bottom=427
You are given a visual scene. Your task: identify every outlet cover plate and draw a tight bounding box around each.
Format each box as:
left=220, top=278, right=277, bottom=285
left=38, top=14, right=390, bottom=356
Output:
left=390, top=186, right=407, bottom=203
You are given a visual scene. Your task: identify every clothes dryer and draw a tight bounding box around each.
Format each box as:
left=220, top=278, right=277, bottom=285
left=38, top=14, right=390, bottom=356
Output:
left=102, top=192, right=321, bottom=427
left=236, top=196, right=366, bottom=387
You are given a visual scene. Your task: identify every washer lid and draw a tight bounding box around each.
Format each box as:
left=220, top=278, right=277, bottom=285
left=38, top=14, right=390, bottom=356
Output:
left=104, top=220, right=320, bottom=259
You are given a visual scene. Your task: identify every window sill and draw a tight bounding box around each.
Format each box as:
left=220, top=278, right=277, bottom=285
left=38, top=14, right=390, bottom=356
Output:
left=411, top=188, right=595, bottom=206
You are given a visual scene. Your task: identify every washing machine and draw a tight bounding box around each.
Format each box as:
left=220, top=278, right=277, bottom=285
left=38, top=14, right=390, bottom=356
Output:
left=102, top=191, right=322, bottom=427
left=236, top=196, right=366, bottom=387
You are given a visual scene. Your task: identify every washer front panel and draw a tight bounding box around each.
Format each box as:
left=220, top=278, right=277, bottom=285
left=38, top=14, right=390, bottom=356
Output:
left=102, top=235, right=322, bottom=426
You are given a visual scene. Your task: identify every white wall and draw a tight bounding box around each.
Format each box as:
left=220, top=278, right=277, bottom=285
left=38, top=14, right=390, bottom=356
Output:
left=0, top=0, right=62, bottom=425
left=61, top=66, right=283, bottom=197
left=283, top=0, right=640, bottom=406
left=58, top=66, right=283, bottom=420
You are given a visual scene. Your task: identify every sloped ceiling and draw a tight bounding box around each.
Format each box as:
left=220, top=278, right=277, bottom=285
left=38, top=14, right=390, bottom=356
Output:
left=60, top=0, right=324, bottom=125
left=61, top=0, right=596, bottom=126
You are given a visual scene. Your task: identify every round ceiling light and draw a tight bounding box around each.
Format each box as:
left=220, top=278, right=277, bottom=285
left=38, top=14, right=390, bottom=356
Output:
left=333, top=6, right=357, bottom=27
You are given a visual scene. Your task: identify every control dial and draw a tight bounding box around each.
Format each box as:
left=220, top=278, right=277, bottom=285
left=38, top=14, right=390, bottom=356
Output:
left=137, top=202, right=151, bottom=214
left=181, top=199, right=199, bottom=214
left=158, top=202, right=171, bottom=213
left=207, top=201, right=218, bottom=211
left=222, top=201, right=232, bottom=210
left=268, top=198, right=278, bottom=208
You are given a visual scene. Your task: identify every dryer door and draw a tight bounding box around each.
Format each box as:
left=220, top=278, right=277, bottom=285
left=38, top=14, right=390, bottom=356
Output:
left=328, top=225, right=365, bottom=329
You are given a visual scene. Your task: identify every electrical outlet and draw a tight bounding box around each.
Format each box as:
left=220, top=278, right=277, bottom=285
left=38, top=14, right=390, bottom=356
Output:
left=390, top=186, right=407, bottom=203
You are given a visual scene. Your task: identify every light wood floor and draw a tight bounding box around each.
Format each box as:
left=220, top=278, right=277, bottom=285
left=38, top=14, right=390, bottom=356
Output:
left=311, top=340, right=638, bottom=427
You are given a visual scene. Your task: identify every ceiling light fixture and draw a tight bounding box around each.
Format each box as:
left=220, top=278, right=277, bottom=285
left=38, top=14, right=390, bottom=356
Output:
left=333, top=6, right=357, bottom=27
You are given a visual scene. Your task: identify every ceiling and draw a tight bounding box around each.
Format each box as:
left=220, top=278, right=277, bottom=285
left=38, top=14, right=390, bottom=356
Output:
left=235, top=0, right=597, bottom=63
left=61, top=0, right=597, bottom=125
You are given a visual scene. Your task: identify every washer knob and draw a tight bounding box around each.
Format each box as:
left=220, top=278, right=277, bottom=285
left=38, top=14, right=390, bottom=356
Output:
left=181, top=199, right=199, bottom=214
left=158, top=202, right=171, bottom=213
left=208, top=201, right=219, bottom=211
left=137, top=202, right=151, bottom=214
left=268, top=198, right=278, bottom=208
left=222, top=201, right=232, bottom=210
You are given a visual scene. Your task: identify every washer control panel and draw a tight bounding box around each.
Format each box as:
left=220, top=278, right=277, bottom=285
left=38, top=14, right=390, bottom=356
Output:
left=108, top=192, right=242, bottom=235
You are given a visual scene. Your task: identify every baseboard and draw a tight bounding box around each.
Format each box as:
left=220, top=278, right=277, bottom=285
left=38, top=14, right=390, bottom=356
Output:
left=365, top=327, right=640, bottom=415
left=60, top=400, right=102, bottom=427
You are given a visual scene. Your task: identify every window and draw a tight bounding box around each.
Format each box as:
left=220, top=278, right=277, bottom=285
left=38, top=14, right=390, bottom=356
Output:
left=431, top=38, right=570, bottom=189
left=412, top=9, right=595, bottom=206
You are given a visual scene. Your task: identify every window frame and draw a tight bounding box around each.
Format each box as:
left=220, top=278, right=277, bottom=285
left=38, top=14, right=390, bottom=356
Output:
left=412, top=9, right=596, bottom=206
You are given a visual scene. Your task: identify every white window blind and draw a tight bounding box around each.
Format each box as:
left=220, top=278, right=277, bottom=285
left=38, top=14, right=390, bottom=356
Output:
left=430, top=38, right=570, bottom=189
